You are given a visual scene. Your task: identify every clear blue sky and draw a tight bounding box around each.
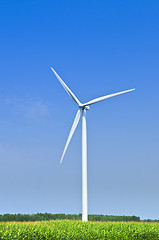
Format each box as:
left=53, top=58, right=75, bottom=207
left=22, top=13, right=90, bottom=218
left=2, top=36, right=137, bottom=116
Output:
left=0, top=0, right=159, bottom=220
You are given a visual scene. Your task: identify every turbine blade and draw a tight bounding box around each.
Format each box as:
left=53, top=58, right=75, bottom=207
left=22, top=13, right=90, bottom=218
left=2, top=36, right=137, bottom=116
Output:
left=82, top=88, right=135, bottom=107
left=60, top=109, right=81, bottom=164
left=51, top=67, right=81, bottom=105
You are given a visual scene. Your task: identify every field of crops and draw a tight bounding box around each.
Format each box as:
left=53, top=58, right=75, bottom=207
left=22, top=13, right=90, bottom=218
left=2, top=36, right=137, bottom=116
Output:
left=0, top=220, right=159, bottom=239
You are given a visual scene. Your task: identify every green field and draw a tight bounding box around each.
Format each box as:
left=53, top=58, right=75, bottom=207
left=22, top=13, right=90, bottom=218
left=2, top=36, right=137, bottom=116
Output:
left=0, top=220, right=159, bottom=239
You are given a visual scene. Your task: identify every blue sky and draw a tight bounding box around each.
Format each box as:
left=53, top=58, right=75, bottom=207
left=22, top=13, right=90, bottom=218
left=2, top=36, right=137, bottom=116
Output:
left=0, top=0, right=159, bottom=220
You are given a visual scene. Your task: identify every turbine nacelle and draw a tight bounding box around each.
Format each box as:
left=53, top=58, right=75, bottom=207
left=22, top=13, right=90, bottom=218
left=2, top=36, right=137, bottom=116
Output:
left=85, top=106, right=90, bottom=110
left=79, top=105, right=90, bottom=110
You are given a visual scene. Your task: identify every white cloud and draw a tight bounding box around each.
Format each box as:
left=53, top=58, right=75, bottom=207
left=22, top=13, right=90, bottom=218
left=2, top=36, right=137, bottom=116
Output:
left=25, top=101, right=50, bottom=120
left=0, top=96, right=51, bottom=121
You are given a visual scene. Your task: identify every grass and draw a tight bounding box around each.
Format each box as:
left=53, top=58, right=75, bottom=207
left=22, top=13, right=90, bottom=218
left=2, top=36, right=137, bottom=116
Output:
left=0, top=220, right=159, bottom=239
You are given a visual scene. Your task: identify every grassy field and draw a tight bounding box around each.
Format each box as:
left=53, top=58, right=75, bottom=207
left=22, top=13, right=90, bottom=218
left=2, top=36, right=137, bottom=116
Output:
left=0, top=220, right=159, bottom=239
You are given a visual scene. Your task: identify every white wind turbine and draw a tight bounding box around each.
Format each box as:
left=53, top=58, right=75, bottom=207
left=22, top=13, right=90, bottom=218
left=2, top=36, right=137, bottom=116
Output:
left=51, top=67, right=135, bottom=222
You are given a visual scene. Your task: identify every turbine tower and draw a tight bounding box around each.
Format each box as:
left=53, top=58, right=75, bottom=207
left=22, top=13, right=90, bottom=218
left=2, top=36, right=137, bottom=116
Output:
left=51, top=67, right=135, bottom=222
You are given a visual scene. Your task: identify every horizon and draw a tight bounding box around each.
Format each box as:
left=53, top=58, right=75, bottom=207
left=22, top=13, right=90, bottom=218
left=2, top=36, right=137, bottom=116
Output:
left=0, top=212, right=157, bottom=221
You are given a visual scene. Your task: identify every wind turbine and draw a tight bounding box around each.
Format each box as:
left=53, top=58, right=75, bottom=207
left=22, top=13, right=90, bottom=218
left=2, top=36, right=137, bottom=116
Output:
left=51, top=67, right=135, bottom=222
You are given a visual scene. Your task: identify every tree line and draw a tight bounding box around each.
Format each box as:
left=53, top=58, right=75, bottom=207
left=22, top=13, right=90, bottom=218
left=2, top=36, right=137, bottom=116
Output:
left=0, top=213, right=141, bottom=222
